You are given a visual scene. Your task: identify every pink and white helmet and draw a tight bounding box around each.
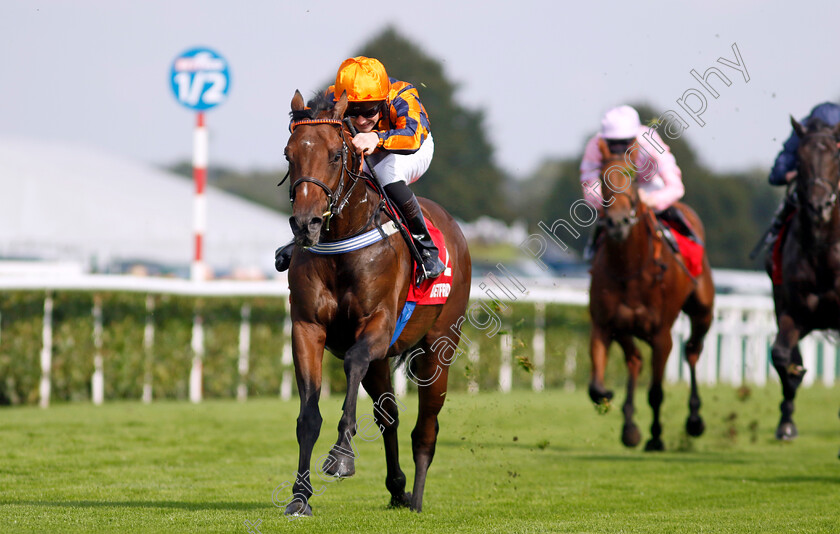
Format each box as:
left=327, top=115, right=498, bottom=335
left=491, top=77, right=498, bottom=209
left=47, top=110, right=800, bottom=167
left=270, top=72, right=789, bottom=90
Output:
left=601, top=105, right=641, bottom=140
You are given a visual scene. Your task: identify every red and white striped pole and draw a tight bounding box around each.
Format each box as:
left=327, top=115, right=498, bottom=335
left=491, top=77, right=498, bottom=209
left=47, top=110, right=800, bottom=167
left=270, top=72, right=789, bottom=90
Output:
left=189, top=111, right=207, bottom=404
left=191, top=111, right=208, bottom=282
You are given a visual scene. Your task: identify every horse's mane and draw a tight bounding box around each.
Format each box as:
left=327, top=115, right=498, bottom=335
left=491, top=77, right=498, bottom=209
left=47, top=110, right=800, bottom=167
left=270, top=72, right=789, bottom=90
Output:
left=804, top=116, right=830, bottom=133
left=290, top=91, right=335, bottom=121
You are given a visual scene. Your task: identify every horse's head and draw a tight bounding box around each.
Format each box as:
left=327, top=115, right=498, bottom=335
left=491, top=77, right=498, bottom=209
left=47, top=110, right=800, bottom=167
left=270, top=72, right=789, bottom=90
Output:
left=792, top=116, right=840, bottom=226
left=597, top=138, right=641, bottom=242
left=284, top=90, right=352, bottom=247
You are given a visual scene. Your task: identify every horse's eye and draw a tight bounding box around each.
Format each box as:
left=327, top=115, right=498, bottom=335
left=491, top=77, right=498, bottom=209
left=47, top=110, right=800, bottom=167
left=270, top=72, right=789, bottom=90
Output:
left=331, top=152, right=342, bottom=163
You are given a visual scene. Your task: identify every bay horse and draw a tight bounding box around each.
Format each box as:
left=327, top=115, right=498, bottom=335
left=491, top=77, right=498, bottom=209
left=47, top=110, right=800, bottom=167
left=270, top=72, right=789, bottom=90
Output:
left=588, top=139, right=715, bottom=450
left=767, top=117, right=840, bottom=441
left=280, top=90, right=471, bottom=514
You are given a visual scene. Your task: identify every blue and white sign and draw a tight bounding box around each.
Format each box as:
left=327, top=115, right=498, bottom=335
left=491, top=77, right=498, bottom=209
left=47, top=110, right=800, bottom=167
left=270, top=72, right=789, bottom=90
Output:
left=170, top=47, right=231, bottom=111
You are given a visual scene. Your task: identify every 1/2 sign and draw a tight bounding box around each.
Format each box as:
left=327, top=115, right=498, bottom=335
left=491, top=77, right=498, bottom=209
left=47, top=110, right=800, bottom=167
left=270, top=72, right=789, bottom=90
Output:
left=170, top=47, right=231, bottom=111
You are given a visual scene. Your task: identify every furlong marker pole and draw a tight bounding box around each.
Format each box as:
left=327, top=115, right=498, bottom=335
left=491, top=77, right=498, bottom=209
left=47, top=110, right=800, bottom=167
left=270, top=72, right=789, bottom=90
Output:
left=192, top=111, right=208, bottom=282
left=189, top=111, right=207, bottom=403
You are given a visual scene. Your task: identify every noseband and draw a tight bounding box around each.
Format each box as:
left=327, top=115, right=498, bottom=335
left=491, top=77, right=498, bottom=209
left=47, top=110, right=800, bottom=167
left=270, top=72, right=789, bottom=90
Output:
left=281, top=118, right=364, bottom=229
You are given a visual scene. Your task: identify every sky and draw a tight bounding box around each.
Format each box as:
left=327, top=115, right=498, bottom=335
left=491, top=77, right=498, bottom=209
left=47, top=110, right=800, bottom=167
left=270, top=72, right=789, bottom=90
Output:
left=2, top=0, right=839, bottom=179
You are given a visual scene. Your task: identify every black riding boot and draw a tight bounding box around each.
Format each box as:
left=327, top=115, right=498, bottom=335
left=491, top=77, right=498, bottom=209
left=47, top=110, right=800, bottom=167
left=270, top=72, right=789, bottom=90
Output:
left=384, top=182, right=445, bottom=283
left=274, top=241, right=294, bottom=272
left=657, top=206, right=703, bottom=245
left=583, top=223, right=604, bottom=262
left=767, top=192, right=797, bottom=243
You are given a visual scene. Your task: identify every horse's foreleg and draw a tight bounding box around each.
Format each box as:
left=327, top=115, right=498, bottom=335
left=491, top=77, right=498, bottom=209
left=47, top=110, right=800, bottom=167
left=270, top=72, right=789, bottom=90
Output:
left=684, top=307, right=712, bottom=438
left=324, top=313, right=391, bottom=478
left=617, top=335, right=642, bottom=447
left=771, top=314, right=806, bottom=440
left=588, top=324, right=614, bottom=408
left=360, top=359, right=410, bottom=507
left=409, top=340, right=451, bottom=513
left=285, top=322, right=326, bottom=516
left=644, top=331, right=672, bottom=452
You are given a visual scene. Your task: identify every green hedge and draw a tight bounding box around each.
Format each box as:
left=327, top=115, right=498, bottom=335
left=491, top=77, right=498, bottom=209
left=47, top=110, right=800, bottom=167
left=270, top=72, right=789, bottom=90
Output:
left=0, top=292, right=640, bottom=405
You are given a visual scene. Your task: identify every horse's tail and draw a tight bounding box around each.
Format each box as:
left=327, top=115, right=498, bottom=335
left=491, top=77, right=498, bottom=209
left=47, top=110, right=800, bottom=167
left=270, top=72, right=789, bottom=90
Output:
left=393, top=348, right=419, bottom=377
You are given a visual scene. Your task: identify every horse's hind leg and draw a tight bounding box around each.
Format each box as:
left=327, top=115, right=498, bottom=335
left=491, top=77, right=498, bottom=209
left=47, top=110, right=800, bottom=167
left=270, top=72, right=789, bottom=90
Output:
left=771, top=314, right=807, bottom=440
left=408, top=339, right=451, bottom=512
left=644, top=331, right=673, bottom=452
left=360, top=359, right=411, bottom=507
left=616, top=335, right=642, bottom=447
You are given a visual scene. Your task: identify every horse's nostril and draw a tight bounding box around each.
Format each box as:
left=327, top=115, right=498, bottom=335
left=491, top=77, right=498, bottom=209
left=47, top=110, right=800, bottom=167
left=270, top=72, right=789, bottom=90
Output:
left=309, top=217, right=323, bottom=230
left=289, top=216, right=301, bottom=235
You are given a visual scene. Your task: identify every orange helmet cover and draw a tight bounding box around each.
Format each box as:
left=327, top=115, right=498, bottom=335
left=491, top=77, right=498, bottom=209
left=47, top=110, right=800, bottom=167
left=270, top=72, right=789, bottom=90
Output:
left=334, top=56, right=390, bottom=102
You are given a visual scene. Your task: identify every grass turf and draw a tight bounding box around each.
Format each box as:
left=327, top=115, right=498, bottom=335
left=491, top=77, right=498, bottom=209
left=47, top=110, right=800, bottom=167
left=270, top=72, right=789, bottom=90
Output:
left=1, top=385, right=838, bottom=533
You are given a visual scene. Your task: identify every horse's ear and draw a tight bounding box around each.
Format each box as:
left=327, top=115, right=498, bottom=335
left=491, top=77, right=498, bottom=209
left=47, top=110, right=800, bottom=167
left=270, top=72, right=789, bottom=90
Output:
left=292, top=90, right=305, bottom=112
left=333, top=91, right=348, bottom=119
left=791, top=115, right=806, bottom=138
left=597, top=138, right=612, bottom=160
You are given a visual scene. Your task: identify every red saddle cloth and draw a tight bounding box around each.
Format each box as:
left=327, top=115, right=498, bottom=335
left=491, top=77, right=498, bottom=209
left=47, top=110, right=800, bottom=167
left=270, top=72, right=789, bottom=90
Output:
left=661, top=221, right=704, bottom=277
left=771, top=213, right=795, bottom=285
left=406, top=219, right=454, bottom=305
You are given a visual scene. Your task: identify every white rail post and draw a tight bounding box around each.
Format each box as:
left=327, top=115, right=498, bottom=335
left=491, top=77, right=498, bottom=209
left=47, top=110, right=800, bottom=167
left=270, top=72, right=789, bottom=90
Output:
left=743, top=309, right=770, bottom=386
left=280, top=313, right=293, bottom=401
left=800, top=334, right=817, bottom=387
left=499, top=325, right=512, bottom=393
left=564, top=345, right=577, bottom=392
left=39, top=291, right=54, bottom=408
left=532, top=302, right=545, bottom=392
left=823, top=340, right=837, bottom=386
left=467, top=341, right=479, bottom=394
left=237, top=304, right=251, bottom=402
left=718, top=308, right=743, bottom=385
left=189, top=309, right=204, bottom=403
left=142, top=295, right=155, bottom=403
left=91, top=294, right=104, bottom=405
left=667, top=313, right=690, bottom=384
left=698, top=308, right=720, bottom=385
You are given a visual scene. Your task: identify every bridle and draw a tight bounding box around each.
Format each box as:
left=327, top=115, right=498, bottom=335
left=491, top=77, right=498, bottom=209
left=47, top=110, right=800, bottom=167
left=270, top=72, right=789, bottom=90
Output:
left=797, top=132, right=840, bottom=219
left=280, top=118, right=368, bottom=231
left=599, top=159, right=673, bottom=281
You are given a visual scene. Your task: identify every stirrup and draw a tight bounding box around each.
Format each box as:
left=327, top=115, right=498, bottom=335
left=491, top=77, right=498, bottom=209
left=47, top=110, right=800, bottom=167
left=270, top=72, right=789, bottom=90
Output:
left=415, top=251, right=445, bottom=286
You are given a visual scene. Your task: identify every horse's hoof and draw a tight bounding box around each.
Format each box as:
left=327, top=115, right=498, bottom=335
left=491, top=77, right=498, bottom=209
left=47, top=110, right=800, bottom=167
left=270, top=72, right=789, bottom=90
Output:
left=389, top=491, right=412, bottom=508
left=621, top=423, right=641, bottom=447
left=775, top=421, right=798, bottom=441
left=323, top=449, right=356, bottom=478
left=644, top=438, right=665, bottom=452
left=284, top=500, right=313, bottom=517
left=588, top=384, right=614, bottom=405
left=686, top=415, right=705, bottom=437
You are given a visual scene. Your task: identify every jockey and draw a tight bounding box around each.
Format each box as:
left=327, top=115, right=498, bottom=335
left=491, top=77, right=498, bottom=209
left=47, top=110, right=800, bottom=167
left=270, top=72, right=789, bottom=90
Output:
left=580, top=105, right=696, bottom=259
left=761, top=102, right=840, bottom=246
left=275, top=56, right=445, bottom=282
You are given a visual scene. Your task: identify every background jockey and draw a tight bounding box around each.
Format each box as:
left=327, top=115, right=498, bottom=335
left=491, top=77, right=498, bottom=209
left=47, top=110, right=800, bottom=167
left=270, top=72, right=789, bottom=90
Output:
left=276, top=56, right=445, bottom=281
left=579, top=105, right=698, bottom=259
left=760, top=102, right=840, bottom=247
